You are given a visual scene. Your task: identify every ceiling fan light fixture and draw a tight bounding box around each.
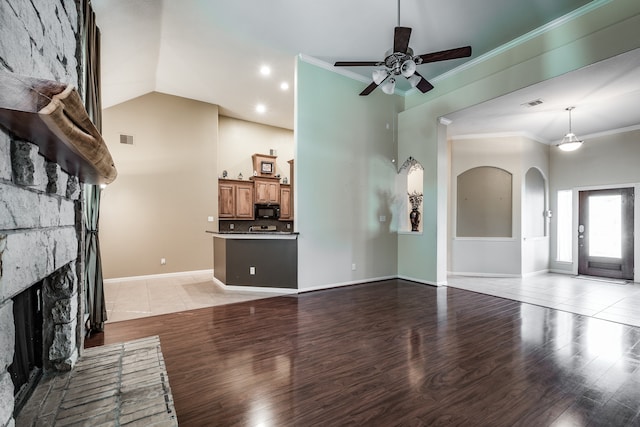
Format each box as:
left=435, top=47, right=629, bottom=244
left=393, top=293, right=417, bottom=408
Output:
left=407, top=74, right=421, bottom=88
left=372, top=68, right=389, bottom=85
left=381, top=77, right=396, bottom=94
left=401, top=59, right=416, bottom=77
left=557, top=107, right=584, bottom=151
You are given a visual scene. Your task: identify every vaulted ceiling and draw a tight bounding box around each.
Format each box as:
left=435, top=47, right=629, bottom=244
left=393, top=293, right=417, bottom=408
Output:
left=93, top=0, right=639, bottom=142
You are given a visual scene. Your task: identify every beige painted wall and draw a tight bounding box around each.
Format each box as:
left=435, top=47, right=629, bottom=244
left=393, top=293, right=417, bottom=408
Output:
left=218, top=116, right=294, bottom=182
left=100, top=92, right=219, bottom=279
left=449, top=135, right=550, bottom=276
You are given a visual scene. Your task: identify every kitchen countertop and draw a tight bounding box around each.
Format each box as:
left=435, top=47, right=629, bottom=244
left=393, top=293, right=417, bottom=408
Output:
left=206, top=230, right=298, bottom=239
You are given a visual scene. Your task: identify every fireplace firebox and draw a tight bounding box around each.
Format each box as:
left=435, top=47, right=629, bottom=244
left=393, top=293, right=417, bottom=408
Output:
left=8, top=282, right=43, bottom=416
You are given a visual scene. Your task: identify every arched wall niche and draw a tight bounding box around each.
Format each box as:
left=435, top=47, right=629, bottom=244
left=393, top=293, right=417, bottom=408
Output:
left=456, top=166, right=513, bottom=238
left=397, top=156, right=424, bottom=233
left=524, top=167, right=548, bottom=238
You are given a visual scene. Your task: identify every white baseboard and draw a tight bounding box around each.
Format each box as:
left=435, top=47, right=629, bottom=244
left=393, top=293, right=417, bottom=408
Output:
left=549, top=269, right=575, bottom=275
left=522, top=269, right=550, bottom=278
left=397, top=275, right=443, bottom=287
left=211, top=276, right=298, bottom=294
left=104, top=269, right=213, bottom=284
left=298, top=275, right=397, bottom=293
left=448, top=271, right=521, bottom=278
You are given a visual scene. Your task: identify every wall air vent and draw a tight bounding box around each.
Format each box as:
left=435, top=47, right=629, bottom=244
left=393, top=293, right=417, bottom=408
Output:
left=120, top=134, right=133, bottom=145
left=522, top=99, right=544, bottom=107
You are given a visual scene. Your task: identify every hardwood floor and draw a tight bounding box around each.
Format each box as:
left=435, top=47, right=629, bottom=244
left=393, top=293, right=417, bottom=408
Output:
left=85, top=279, right=640, bottom=426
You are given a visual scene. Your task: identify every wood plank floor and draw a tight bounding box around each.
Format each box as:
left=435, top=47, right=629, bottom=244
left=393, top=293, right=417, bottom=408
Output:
left=85, top=279, right=640, bottom=426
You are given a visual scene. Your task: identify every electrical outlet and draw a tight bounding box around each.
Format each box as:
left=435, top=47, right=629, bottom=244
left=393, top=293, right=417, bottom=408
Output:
left=286, top=223, right=291, bottom=229
left=379, top=215, right=386, bottom=222
left=230, top=223, right=234, bottom=230
left=161, top=258, right=166, bottom=265
left=250, top=266, right=256, bottom=275
left=351, top=263, right=356, bottom=271
left=207, top=216, right=214, bottom=222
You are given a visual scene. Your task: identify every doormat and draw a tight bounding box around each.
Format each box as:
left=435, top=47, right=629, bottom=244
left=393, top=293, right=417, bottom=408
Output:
left=16, top=335, right=178, bottom=426
left=576, top=275, right=629, bottom=285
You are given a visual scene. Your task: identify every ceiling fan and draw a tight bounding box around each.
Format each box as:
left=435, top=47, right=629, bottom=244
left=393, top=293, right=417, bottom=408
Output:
left=334, top=1, right=472, bottom=96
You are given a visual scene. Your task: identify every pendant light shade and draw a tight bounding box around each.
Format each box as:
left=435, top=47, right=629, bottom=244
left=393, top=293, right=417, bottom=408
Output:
left=400, top=59, right=416, bottom=77
left=372, top=68, right=389, bottom=85
left=407, top=74, right=421, bottom=88
left=381, top=77, right=396, bottom=94
left=557, top=107, right=583, bottom=152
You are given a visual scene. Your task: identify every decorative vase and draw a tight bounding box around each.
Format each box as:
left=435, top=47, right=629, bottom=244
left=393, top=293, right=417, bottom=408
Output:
left=410, top=208, right=421, bottom=232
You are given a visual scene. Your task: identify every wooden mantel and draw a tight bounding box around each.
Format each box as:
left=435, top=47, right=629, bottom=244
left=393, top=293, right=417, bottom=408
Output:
left=0, top=71, right=117, bottom=185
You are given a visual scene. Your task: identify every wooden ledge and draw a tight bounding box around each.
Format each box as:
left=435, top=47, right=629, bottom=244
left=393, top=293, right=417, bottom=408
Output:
left=0, top=71, right=117, bottom=185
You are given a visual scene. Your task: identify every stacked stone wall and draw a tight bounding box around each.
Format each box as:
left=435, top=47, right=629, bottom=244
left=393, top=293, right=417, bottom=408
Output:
left=0, top=1, right=83, bottom=426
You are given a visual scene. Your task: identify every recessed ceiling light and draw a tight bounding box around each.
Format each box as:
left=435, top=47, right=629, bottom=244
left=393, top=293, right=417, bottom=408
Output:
left=256, top=104, right=266, bottom=114
left=260, top=65, right=271, bottom=76
left=280, top=82, right=289, bottom=91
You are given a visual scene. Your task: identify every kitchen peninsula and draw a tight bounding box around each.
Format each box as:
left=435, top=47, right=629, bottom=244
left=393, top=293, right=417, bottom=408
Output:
left=210, top=232, right=297, bottom=290
left=211, top=153, right=297, bottom=290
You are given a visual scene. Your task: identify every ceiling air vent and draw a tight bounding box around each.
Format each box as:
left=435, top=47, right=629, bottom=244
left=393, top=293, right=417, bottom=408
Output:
left=120, top=134, right=133, bottom=145
left=522, top=99, right=544, bottom=108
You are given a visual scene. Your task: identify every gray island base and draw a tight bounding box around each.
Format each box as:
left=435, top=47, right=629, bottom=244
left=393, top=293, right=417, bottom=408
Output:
left=211, top=233, right=298, bottom=290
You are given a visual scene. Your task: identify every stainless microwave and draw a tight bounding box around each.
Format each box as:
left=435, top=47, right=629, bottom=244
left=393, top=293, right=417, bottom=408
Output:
left=255, top=204, right=280, bottom=219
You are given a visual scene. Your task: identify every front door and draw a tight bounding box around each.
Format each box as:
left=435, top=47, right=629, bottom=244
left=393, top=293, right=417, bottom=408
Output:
left=578, top=188, right=634, bottom=280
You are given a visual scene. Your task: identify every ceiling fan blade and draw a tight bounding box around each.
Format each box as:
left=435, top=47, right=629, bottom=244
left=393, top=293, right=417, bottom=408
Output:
left=334, top=61, right=380, bottom=67
left=359, top=81, right=379, bottom=96
left=413, top=71, right=434, bottom=93
left=418, top=46, right=472, bottom=64
left=394, top=26, right=412, bottom=53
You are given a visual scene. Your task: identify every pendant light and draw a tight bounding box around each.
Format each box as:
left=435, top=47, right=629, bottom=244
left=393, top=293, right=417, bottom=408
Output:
left=557, top=106, right=584, bottom=152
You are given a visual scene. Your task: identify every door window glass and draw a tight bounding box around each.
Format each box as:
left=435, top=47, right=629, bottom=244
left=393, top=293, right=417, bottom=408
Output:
left=588, top=195, right=622, bottom=258
left=556, top=190, right=572, bottom=262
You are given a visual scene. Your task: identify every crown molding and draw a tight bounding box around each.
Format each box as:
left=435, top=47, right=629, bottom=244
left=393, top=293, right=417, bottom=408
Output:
left=306, top=0, right=612, bottom=98
left=431, top=0, right=612, bottom=85
left=550, top=123, right=640, bottom=144
left=451, top=131, right=548, bottom=144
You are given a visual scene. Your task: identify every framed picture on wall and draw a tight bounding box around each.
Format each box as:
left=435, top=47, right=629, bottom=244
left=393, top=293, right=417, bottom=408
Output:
left=261, top=161, right=274, bottom=174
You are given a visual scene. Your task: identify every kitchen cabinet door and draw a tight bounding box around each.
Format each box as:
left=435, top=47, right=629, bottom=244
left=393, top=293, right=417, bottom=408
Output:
left=254, top=177, right=280, bottom=204
left=280, top=185, right=291, bottom=220
left=235, top=183, right=254, bottom=218
left=218, top=179, right=254, bottom=219
left=218, top=181, right=235, bottom=218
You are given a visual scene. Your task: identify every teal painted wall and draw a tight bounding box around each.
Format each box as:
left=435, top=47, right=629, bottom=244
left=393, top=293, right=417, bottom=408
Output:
left=296, top=58, right=402, bottom=290
left=397, top=0, right=640, bottom=283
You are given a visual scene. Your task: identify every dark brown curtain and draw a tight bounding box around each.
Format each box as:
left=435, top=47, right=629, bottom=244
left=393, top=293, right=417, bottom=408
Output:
left=82, top=0, right=107, bottom=332
left=84, top=0, right=101, bottom=131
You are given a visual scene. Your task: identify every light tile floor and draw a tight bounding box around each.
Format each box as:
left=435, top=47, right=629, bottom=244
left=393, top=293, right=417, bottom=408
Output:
left=105, top=271, right=283, bottom=323
left=447, top=273, right=640, bottom=327
left=106, top=272, right=640, bottom=328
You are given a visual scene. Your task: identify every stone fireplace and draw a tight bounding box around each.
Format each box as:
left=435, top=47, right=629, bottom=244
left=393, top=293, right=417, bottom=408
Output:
left=0, top=122, right=85, bottom=426
left=0, top=1, right=104, bottom=425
